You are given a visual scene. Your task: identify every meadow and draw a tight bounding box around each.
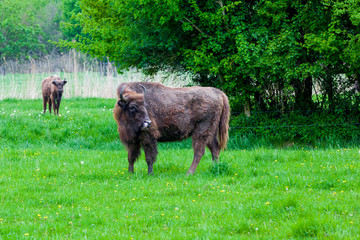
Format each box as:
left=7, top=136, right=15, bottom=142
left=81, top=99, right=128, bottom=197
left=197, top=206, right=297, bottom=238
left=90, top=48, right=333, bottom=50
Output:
left=0, top=98, right=360, bottom=239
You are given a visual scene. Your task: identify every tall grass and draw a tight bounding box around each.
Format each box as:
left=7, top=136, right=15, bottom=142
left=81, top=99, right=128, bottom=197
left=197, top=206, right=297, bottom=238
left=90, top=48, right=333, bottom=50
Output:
left=0, top=52, right=192, bottom=100
left=1, top=98, right=360, bottom=239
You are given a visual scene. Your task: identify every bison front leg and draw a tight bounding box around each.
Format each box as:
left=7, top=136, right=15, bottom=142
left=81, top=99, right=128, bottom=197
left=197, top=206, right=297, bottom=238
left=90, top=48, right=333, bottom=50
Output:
left=49, top=99, right=53, bottom=114
left=142, top=140, right=158, bottom=175
left=56, top=96, right=62, bottom=115
left=127, top=143, right=141, bottom=173
left=187, top=140, right=206, bottom=175
left=51, top=97, right=57, bottom=115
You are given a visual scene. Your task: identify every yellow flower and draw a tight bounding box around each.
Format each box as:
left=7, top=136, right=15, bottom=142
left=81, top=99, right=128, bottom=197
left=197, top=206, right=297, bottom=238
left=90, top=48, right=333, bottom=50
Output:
left=265, top=202, right=270, bottom=205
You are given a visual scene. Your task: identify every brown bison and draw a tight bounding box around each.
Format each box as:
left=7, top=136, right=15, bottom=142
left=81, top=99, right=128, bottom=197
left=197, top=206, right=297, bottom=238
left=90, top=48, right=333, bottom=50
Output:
left=41, top=75, right=67, bottom=115
left=113, top=82, right=230, bottom=175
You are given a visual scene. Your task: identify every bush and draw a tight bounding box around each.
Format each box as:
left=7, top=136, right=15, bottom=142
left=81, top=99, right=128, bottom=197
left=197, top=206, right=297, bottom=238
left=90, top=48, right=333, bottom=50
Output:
left=230, top=109, right=360, bottom=147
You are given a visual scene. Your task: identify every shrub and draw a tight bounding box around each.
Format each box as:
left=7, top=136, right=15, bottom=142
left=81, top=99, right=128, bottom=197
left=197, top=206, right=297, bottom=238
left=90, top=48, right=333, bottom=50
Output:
left=230, top=109, right=360, bottom=147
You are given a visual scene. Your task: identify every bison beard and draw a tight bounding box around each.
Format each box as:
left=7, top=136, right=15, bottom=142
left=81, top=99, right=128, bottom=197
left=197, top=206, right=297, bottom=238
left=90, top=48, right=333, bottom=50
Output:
left=113, top=82, right=230, bottom=175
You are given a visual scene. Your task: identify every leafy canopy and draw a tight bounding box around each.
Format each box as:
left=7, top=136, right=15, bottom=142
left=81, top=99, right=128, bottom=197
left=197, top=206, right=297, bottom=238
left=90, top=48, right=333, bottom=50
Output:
left=60, top=0, right=360, bottom=112
left=0, top=0, right=45, bottom=61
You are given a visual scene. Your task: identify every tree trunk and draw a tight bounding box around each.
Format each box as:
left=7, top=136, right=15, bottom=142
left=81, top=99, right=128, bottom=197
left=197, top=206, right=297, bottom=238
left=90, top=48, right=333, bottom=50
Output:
left=322, top=72, right=335, bottom=110
left=254, top=90, right=266, bottom=112
left=244, top=94, right=251, bottom=117
left=292, top=76, right=313, bottom=110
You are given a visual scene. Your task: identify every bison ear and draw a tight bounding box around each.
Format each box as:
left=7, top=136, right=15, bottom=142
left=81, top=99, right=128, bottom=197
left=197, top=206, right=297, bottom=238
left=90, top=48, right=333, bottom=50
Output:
left=117, top=100, right=126, bottom=109
left=63, top=80, right=67, bottom=85
left=52, top=81, right=56, bottom=85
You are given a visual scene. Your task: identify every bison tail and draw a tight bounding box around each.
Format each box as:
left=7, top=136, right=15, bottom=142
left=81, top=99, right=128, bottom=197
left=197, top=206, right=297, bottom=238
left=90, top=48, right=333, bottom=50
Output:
left=219, top=93, right=230, bottom=150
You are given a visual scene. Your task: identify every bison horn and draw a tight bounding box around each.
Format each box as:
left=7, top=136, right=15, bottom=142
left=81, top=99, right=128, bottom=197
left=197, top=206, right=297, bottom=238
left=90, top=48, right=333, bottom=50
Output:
left=119, top=85, right=127, bottom=102
left=140, top=84, right=146, bottom=93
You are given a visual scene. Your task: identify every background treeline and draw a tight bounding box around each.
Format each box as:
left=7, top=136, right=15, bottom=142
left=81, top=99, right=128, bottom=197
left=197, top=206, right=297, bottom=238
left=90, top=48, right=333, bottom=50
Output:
left=2, top=0, right=360, bottom=145
left=0, top=0, right=63, bottom=61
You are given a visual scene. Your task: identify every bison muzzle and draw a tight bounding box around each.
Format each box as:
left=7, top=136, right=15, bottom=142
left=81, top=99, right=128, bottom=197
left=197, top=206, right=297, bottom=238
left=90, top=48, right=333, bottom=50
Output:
left=113, top=82, right=230, bottom=175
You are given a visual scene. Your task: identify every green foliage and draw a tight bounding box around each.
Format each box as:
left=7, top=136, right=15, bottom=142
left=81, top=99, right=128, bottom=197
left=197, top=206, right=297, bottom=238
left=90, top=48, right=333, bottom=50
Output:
left=58, top=0, right=360, bottom=114
left=231, top=109, right=360, bottom=147
left=0, top=0, right=45, bottom=61
left=0, top=0, right=70, bottom=61
left=61, top=0, right=83, bottom=41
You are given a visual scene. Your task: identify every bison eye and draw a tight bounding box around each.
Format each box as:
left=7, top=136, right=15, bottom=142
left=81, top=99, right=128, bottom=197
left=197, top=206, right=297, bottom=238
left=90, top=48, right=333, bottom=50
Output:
left=129, top=106, right=137, bottom=113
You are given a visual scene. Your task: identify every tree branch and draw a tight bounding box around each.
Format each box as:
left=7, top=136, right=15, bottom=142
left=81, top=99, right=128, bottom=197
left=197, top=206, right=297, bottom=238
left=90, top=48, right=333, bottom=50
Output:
left=180, top=17, right=211, bottom=38
left=217, top=0, right=231, bottom=33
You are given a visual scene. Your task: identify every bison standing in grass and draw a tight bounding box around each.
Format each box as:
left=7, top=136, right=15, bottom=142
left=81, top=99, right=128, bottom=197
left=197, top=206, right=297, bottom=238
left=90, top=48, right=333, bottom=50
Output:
left=113, top=82, right=230, bottom=175
left=41, top=75, right=67, bottom=115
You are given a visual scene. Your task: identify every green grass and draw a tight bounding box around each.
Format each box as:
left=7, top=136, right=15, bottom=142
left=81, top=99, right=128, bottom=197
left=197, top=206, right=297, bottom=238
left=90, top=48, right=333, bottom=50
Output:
left=1, top=98, right=360, bottom=239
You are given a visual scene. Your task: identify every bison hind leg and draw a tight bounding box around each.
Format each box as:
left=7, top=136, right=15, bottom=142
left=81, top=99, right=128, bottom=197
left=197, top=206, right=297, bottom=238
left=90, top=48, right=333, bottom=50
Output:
left=188, top=120, right=219, bottom=174
left=142, top=140, right=158, bottom=175
left=187, top=139, right=206, bottom=175
left=43, top=96, right=48, bottom=113
left=207, top=134, right=220, bottom=163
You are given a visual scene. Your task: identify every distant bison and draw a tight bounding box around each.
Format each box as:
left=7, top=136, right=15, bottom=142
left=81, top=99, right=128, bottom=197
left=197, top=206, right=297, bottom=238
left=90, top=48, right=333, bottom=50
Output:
left=41, top=75, right=67, bottom=115
left=113, top=82, right=230, bottom=175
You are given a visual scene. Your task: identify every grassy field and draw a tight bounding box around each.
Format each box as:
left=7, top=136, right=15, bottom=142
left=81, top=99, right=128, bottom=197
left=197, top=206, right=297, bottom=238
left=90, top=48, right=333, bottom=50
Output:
left=1, top=98, right=360, bottom=239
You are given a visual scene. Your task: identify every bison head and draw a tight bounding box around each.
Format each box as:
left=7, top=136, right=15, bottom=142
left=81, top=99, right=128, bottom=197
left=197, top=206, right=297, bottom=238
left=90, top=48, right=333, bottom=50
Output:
left=52, top=79, right=67, bottom=93
left=117, top=84, right=152, bottom=132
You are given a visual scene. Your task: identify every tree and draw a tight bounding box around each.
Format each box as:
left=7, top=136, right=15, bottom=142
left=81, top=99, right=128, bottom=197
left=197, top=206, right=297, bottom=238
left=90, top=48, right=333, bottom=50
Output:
left=0, top=0, right=45, bottom=62
left=59, top=0, right=360, bottom=113
left=61, top=0, right=83, bottom=41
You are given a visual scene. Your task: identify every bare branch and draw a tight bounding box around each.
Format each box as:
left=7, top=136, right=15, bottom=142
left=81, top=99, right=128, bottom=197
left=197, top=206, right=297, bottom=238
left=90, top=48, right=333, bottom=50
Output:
left=217, top=0, right=231, bottom=33
left=180, top=17, right=211, bottom=38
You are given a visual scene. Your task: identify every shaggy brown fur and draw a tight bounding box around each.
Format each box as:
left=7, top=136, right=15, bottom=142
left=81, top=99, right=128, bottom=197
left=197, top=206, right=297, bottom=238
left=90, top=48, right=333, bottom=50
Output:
left=41, top=75, right=67, bottom=115
left=113, top=82, right=230, bottom=175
